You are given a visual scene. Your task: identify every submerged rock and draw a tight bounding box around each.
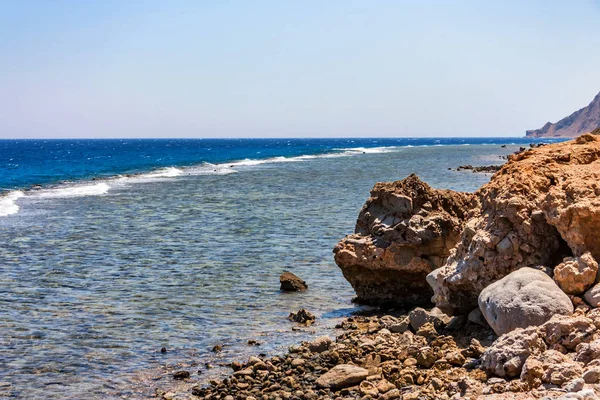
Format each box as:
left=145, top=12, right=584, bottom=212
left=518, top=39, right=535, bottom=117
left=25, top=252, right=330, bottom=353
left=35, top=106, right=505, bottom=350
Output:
left=334, top=174, right=473, bottom=307
left=478, top=267, right=573, bottom=336
left=288, top=308, right=315, bottom=325
left=279, top=271, right=308, bottom=292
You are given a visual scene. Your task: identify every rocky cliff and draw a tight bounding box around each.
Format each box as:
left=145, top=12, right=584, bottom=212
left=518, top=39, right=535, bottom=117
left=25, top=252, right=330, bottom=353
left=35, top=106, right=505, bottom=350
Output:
left=526, top=91, right=600, bottom=138
left=336, top=131, right=600, bottom=314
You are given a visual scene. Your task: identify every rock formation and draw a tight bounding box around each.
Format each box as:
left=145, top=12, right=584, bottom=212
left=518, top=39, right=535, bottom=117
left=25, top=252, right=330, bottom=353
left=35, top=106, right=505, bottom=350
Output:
left=430, top=132, right=600, bottom=314
left=526, top=91, right=600, bottom=137
left=333, top=174, right=473, bottom=307
left=336, top=131, right=600, bottom=317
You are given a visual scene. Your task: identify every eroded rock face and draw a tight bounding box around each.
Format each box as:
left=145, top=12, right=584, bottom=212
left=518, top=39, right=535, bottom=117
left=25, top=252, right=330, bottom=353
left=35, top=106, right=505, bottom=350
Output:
left=334, top=174, right=473, bottom=306
left=429, top=133, right=600, bottom=313
left=478, top=268, right=573, bottom=336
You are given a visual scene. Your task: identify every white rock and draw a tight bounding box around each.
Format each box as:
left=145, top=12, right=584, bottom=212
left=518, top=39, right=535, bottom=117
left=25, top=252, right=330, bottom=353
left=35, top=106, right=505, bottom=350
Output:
left=584, top=282, right=600, bottom=307
left=478, top=267, right=573, bottom=335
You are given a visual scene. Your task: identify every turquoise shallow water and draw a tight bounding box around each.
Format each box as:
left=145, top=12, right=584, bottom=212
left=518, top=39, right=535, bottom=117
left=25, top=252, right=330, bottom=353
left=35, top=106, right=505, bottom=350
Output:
left=0, top=140, right=557, bottom=399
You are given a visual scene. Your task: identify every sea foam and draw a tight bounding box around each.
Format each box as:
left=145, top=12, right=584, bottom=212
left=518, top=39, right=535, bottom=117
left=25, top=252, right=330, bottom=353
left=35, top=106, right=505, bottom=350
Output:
left=0, top=191, right=25, bottom=216
left=142, top=167, right=184, bottom=178
left=33, top=182, right=111, bottom=198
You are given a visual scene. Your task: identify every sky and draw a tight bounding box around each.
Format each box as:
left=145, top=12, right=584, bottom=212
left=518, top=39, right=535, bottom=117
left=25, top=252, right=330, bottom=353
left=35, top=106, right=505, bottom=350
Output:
left=0, top=1, right=599, bottom=138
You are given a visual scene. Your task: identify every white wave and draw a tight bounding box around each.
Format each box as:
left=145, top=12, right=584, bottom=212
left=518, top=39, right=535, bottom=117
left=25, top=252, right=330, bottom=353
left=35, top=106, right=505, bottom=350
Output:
left=33, top=182, right=111, bottom=199
left=142, top=167, right=184, bottom=178
left=186, top=164, right=238, bottom=175
left=227, top=158, right=269, bottom=167
left=342, top=146, right=398, bottom=154
left=0, top=191, right=25, bottom=217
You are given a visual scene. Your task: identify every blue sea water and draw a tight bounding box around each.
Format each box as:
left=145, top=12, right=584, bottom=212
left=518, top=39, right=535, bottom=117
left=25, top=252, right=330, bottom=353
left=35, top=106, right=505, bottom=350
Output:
left=0, top=137, right=560, bottom=193
left=0, top=137, right=566, bottom=399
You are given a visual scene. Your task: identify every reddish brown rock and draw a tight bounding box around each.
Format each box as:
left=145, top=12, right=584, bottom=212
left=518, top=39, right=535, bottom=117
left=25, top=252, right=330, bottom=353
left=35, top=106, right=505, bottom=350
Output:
left=333, top=174, right=473, bottom=307
left=279, top=271, right=308, bottom=292
left=429, top=133, right=600, bottom=313
left=554, top=252, right=598, bottom=295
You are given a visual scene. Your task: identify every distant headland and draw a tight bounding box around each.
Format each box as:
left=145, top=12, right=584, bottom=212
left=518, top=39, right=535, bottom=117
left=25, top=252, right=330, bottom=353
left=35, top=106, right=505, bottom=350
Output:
left=526, top=91, right=600, bottom=138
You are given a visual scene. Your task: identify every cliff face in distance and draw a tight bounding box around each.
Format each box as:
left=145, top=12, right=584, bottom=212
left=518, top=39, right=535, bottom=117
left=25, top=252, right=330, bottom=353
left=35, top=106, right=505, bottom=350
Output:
left=526, top=91, right=600, bottom=138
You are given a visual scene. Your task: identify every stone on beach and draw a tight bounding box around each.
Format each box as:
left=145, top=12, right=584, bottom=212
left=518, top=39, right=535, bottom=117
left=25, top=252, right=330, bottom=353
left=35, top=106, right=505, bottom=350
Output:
left=478, top=267, right=573, bottom=336
left=315, top=364, right=369, bottom=389
left=306, top=336, right=332, bottom=353
left=554, top=252, right=598, bottom=295
left=585, top=282, right=600, bottom=307
left=408, top=307, right=452, bottom=331
left=481, top=326, right=546, bottom=378
left=279, top=271, right=308, bottom=292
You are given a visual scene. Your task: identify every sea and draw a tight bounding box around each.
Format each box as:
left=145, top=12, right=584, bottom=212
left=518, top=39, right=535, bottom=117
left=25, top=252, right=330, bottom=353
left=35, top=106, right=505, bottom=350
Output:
left=0, top=137, right=565, bottom=399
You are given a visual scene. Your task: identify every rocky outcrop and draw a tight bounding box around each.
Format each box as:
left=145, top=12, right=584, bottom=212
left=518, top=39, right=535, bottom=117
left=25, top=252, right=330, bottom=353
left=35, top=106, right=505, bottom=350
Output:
left=429, top=133, right=600, bottom=314
left=478, top=268, right=573, bottom=336
left=478, top=310, right=600, bottom=396
left=334, top=174, right=473, bottom=306
left=526, top=91, right=600, bottom=138
left=335, top=132, right=600, bottom=317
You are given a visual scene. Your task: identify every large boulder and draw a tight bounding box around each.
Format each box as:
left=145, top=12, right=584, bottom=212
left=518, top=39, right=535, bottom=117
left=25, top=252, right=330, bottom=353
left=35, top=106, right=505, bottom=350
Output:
left=334, top=174, right=473, bottom=306
left=429, top=133, right=600, bottom=314
left=478, top=267, right=574, bottom=336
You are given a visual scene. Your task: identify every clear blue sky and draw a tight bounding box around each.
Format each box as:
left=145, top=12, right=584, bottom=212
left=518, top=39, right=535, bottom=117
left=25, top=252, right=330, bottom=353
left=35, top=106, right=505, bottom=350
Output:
left=1, top=0, right=599, bottom=138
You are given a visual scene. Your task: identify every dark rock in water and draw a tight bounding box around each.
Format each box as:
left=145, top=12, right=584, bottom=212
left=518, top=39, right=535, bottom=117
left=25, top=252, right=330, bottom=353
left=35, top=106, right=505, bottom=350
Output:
left=247, top=339, right=261, bottom=346
left=457, top=164, right=502, bottom=173
left=501, top=145, right=507, bottom=148
left=160, top=347, right=167, bottom=353
left=173, top=370, right=190, bottom=380
left=212, top=344, right=223, bottom=353
left=529, top=143, right=547, bottom=148
left=288, top=308, right=315, bottom=325
left=279, top=271, right=308, bottom=292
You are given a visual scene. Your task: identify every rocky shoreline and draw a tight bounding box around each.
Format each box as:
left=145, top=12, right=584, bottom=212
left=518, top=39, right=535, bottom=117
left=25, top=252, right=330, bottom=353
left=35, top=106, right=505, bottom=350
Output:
left=158, top=306, right=600, bottom=399
left=158, top=132, right=600, bottom=399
